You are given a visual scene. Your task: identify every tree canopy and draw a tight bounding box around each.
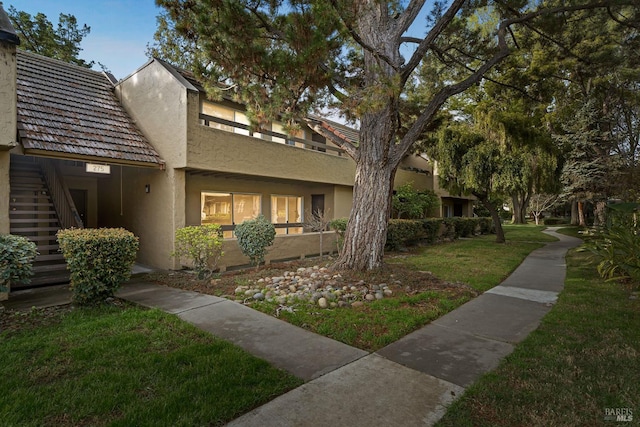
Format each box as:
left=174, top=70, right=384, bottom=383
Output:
left=153, top=0, right=639, bottom=269
left=7, top=5, right=93, bottom=67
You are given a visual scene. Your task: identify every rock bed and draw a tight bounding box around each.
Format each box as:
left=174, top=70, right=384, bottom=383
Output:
left=231, top=266, right=396, bottom=309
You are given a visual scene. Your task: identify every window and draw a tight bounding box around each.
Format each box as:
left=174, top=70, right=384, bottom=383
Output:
left=271, top=195, right=303, bottom=235
left=201, top=192, right=261, bottom=238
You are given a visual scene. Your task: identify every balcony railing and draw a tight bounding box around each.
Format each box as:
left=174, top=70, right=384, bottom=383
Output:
left=199, top=113, right=345, bottom=156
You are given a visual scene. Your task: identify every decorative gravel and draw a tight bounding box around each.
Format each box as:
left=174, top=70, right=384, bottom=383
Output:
left=231, top=266, right=395, bottom=308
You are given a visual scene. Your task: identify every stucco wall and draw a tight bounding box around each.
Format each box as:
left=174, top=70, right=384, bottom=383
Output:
left=185, top=173, right=337, bottom=226
left=98, top=165, right=184, bottom=269
left=0, top=42, right=16, bottom=233
left=217, top=232, right=338, bottom=271
left=187, top=124, right=355, bottom=185
left=332, top=185, right=353, bottom=219
left=0, top=152, right=9, bottom=233
left=115, top=61, right=188, bottom=169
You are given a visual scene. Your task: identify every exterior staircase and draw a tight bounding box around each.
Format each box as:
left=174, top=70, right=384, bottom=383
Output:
left=9, top=156, right=70, bottom=288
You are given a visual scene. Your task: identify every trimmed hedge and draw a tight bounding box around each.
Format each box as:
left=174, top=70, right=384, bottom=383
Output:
left=386, top=219, right=426, bottom=250
left=543, top=217, right=569, bottom=225
left=57, top=228, right=139, bottom=305
left=1, top=234, right=38, bottom=293
left=329, top=217, right=494, bottom=252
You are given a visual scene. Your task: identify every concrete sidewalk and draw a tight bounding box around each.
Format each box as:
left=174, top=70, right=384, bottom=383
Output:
left=1, top=228, right=582, bottom=426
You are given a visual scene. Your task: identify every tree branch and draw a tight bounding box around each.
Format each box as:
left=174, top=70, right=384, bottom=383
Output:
left=401, top=0, right=466, bottom=82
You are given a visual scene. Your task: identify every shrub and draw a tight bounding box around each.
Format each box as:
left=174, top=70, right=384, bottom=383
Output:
left=441, top=218, right=458, bottom=239
left=57, top=228, right=139, bottom=305
left=420, top=218, right=443, bottom=243
left=392, top=183, right=440, bottom=219
left=543, top=217, right=568, bottom=225
left=234, top=215, right=276, bottom=268
left=172, top=224, right=223, bottom=279
left=0, top=234, right=38, bottom=294
left=386, top=219, right=425, bottom=250
left=477, top=217, right=494, bottom=234
left=329, top=217, right=348, bottom=254
left=582, top=205, right=640, bottom=283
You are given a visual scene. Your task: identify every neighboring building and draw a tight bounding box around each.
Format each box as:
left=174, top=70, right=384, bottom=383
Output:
left=0, top=5, right=473, bottom=289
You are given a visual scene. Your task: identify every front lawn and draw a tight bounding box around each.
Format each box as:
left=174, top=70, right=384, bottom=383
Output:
left=436, top=249, right=640, bottom=426
left=0, top=304, right=302, bottom=426
left=149, top=224, right=554, bottom=350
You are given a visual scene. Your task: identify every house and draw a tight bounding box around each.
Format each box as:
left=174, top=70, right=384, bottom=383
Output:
left=0, top=4, right=473, bottom=290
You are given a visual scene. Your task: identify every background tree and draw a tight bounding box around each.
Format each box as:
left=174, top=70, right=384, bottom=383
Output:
left=433, top=124, right=507, bottom=243
left=529, top=193, right=559, bottom=225
left=7, top=6, right=93, bottom=67
left=155, top=0, right=637, bottom=270
left=392, top=183, right=439, bottom=219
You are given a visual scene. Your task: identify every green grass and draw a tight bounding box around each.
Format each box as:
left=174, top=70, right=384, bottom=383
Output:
left=391, top=225, right=554, bottom=292
left=0, top=305, right=302, bottom=426
left=254, top=290, right=472, bottom=352
left=436, top=249, right=640, bottom=427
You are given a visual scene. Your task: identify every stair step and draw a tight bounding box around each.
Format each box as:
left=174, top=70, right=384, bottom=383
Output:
left=10, top=218, right=59, bottom=224
left=9, top=202, right=54, bottom=207
left=28, top=272, right=70, bottom=287
left=36, top=244, right=60, bottom=252
left=10, top=210, right=58, bottom=215
left=35, top=254, right=65, bottom=262
left=33, top=263, right=69, bottom=273
left=10, top=226, right=60, bottom=233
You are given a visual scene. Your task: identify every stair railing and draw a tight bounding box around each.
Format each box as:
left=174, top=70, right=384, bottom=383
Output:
left=36, top=158, right=84, bottom=229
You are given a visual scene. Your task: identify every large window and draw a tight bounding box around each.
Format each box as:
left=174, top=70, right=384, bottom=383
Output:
left=201, top=192, right=261, bottom=238
left=271, top=195, right=303, bottom=235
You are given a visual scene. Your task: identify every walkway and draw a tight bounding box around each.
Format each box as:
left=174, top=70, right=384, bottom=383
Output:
left=2, top=228, right=582, bottom=426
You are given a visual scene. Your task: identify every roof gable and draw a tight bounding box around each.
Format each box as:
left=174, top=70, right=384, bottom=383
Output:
left=16, top=50, right=164, bottom=167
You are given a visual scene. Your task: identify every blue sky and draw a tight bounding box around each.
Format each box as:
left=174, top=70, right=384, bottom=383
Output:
left=8, top=1, right=162, bottom=79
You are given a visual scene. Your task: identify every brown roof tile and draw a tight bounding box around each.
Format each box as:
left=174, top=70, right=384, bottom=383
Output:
left=16, top=50, right=164, bottom=167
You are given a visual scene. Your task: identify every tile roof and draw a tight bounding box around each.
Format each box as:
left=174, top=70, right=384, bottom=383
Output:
left=16, top=50, right=164, bottom=167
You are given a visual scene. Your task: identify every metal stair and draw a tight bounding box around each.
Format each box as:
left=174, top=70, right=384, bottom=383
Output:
left=9, top=157, right=69, bottom=288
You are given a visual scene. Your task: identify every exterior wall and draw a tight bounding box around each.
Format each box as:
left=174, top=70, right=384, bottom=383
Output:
left=332, top=185, right=353, bottom=219
left=0, top=152, right=8, bottom=233
left=115, top=61, right=191, bottom=269
left=98, top=165, right=184, bottom=269
left=0, top=39, right=17, bottom=233
left=219, top=232, right=338, bottom=271
left=187, top=124, right=355, bottom=185
left=185, top=173, right=336, bottom=226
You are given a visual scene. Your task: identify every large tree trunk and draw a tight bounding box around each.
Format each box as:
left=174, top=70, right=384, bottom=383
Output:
left=334, top=160, right=397, bottom=271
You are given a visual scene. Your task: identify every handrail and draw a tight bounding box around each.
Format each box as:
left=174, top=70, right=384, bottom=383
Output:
left=199, top=113, right=345, bottom=156
left=36, top=158, right=84, bottom=229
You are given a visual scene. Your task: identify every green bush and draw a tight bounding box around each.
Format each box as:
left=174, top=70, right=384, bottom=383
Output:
left=420, top=218, right=443, bottom=243
left=441, top=218, right=458, bottom=239
left=477, top=217, right=494, bottom=234
left=234, top=215, right=276, bottom=267
left=392, top=183, right=440, bottom=219
left=543, top=217, right=568, bottom=225
left=329, top=217, right=348, bottom=254
left=583, top=205, right=640, bottom=283
left=0, top=234, right=38, bottom=293
left=57, top=228, right=139, bottom=305
left=386, top=219, right=425, bottom=250
left=172, top=224, right=223, bottom=279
